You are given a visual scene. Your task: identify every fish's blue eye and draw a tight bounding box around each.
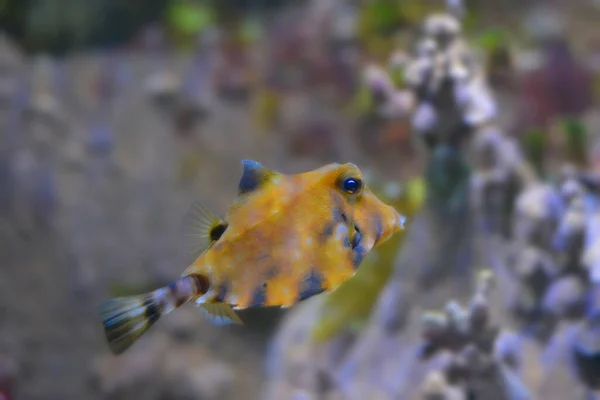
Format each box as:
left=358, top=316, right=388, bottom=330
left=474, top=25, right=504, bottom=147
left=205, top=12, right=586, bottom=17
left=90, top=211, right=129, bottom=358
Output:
left=342, top=178, right=362, bottom=194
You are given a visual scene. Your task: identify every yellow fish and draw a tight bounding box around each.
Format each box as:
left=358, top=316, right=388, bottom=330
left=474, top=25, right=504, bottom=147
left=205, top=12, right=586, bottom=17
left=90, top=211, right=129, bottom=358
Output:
left=100, top=160, right=405, bottom=354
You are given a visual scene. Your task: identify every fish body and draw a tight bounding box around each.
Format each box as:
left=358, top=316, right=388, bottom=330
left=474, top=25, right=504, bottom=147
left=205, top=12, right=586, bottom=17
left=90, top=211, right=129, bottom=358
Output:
left=183, top=161, right=402, bottom=308
left=101, top=160, right=404, bottom=354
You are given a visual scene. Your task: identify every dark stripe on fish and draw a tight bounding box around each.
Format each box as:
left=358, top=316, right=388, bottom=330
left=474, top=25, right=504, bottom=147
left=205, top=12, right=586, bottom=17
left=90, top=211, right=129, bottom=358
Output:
left=215, top=281, right=230, bottom=303
left=374, top=217, right=383, bottom=243
left=352, top=245, right=367, bottom=270
left=321, top=207, right=352, bottom=244
left=332, top=207, right=345, bottom=223
left=249, top=283, right=267, bottom=307
left=351, top=230, right=362, bottom=249
left=169, top=279, right=195, bottom=307
left=340, top=212, right=348, bottom=224
left=343, top=233, right=352, bottom=248
left=167, top=282, right=178, bottom=295
left=299, top=268, right=325, bottom=301
left=336, top=207, right=361, bottom=249
left=144, top=301, right=161, bottom=324
left=103, top=309, right=128, bottom=329
left=167, top=282, right=186, bottom=308
left=320, top=222, right=336, bottom=244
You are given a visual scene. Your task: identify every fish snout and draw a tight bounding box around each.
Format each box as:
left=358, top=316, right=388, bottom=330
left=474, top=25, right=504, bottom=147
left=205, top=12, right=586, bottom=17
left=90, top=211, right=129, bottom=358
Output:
left=356, top=189, right=406, bottom=247
left=373, top=204, right=406, bottom=246
left=390, top=206, right=407, bottom=234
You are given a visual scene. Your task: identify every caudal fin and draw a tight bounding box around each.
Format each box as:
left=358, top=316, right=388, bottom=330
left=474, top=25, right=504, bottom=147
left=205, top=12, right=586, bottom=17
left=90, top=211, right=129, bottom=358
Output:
left=100, top=295, right=161, bottom=355
left=100, top=275, right=210, bottom=355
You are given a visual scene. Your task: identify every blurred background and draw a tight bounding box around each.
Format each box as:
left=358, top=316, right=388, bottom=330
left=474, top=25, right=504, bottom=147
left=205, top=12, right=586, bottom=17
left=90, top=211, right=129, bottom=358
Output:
left=1, top=0, right=600, bottom=399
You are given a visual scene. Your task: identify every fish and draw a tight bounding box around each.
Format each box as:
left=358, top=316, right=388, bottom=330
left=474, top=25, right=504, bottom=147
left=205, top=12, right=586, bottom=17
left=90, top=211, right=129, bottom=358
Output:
left=100, top=160, right=405, bottom=354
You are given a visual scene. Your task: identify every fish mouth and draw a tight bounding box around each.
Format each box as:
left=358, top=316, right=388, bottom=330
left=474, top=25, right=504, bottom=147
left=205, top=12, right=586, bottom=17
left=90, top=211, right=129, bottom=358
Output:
left=341, top=212, right=362, bottom=249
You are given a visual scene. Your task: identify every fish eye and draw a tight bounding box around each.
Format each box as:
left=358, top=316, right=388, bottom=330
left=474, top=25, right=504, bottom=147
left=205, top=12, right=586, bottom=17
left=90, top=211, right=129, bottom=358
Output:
left=342, top=177, right=362, bottom=194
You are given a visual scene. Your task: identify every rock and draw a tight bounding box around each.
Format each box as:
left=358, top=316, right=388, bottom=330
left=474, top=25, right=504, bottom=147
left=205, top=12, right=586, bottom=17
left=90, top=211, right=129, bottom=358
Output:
left=420, top=371, right=466, bottom=400
left=0, top=355, right=17, bottom=399
left=542, top=276, right=586, bottom=318
left=90, top=332, right=171, bottom=396
left=162, top=307, right=203, bottom=342
left=183, top=362, right=234, bottom=399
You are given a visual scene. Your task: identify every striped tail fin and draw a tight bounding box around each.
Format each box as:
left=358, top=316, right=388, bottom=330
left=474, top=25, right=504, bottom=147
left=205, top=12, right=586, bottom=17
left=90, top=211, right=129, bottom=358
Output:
left=99, top=275, right=209, bottom=355
left=100, top=295, right=160, bottom=355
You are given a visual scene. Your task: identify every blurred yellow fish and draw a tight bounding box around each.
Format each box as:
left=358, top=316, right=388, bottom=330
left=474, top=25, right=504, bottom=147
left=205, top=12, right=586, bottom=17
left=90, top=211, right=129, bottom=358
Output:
left=100, top=160, right=405, bottom=354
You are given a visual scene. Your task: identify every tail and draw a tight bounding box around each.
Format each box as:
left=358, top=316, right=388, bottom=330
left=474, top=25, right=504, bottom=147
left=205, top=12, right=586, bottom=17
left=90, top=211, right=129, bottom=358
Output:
left=99, top=275, right=209, bottom=355
left=100, top=295, right=159, bottom=355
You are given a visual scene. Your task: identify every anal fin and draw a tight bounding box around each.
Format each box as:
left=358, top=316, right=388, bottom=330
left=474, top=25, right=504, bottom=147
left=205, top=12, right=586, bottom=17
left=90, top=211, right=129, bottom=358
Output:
left=198, top=303, right=244, bottom=326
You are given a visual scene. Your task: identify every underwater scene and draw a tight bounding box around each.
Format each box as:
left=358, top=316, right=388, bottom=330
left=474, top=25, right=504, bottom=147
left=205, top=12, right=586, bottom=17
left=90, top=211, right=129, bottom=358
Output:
left=1, top=0, right=600, bottom=399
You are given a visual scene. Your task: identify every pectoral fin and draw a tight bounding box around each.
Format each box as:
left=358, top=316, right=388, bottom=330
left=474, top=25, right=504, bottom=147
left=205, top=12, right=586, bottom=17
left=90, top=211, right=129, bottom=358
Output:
left=198, top=303, right=244, bottom=326
left=182, top=201, right=228, bottom=259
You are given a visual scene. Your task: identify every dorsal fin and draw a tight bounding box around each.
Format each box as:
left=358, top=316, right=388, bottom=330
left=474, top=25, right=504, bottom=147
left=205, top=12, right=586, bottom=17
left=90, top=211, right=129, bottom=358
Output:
left=238, top=160, right=277, bottom=195
left=182, top=201, right=228, bottom=259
